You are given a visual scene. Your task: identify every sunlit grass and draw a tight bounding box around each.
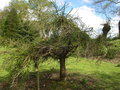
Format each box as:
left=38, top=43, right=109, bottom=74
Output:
left=0, top=46, right=120, bottom=89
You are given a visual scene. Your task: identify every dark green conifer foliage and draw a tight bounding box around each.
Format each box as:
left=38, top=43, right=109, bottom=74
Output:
left=3, top=8, right=20, bottom=39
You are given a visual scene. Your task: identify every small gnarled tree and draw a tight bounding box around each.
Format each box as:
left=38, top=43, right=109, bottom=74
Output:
left=102, top=22, right=111, bottom=38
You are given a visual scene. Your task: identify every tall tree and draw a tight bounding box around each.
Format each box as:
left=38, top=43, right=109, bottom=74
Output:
left=2, top=0, right=40, bottom=42
left=9, top=0, right=29, bottom=20
left=3, top=7, right=20, bottom=39
left=0, top=10, right=9, bottom=35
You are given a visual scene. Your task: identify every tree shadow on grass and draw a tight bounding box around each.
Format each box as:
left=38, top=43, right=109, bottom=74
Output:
left=92, top=71, right=120, bottom=90
left=24, top=69, right=105, bottom=90
left=0, top=76, right=10, bottom=90
left=1, top=69, right=120, bottom=90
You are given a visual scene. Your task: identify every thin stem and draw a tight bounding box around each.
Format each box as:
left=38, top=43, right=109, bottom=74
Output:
left=36, top=65, right=40, bottom=90
left=37, top=68, right=40, bottom=90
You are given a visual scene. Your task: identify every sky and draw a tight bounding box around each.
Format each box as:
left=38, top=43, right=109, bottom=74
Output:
left=0, top=0, right=11, bottom=10
left=0, top=0, right=119, bottom=37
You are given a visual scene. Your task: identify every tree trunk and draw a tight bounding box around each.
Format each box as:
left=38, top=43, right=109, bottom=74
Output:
left=118, top=21, right=120, bottom=39
left=36, top=67, right=40, bottom=90
left=102, top=23, right=111, bottom=39
left=34, top=61, right=40, bottom=90
left=60, top=58, right=66, bottom=80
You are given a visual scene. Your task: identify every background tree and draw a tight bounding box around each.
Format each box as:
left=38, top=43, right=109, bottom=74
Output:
left=94, top=0, right=120, bottom=38
left=0, top=10, right=9, bottom=35
left=102, top=22, right=111, bottom=38
left=9, top=0, right=29, bottom=20
left=1, top=0, right=40, bottom=42
left=28, top=0, right=53, bottom=39
left=3, top=7, right=20, bottom=39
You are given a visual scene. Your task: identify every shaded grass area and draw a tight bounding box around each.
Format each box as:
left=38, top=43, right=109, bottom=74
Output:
left=23, top=71, right=104, bottom=90
left=39, top=57, right=120, bottom=89
left=0, top=46, right=120, bottom=89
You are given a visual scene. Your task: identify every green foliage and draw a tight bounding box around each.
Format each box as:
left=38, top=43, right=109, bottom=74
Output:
left=0, top=10, right=8, bottom=35
left=108, top=40, right=120, bottom=51
left=96, top=44, right=107, bottom=56
left=112, top=36, right=119, bottom=40
left=1, top=0, right=120, bottom=89
left=105, top=40, right=120, bottom=59
left=105, top=48, right=117, bottom=59
left=76, top=35, right=108, bottom=57
left=50, top=3, right=90, bottom=50
left=18, top=21, right=39, bottom=42
left=3, top=8, right=20, bottom=39
left=81, top=78, right=88, bottom=85
left=0, top=36, right=21, bottom=47
left=1, top=1, right=41, bottom=42
left=1, top=54, right=120, bottom=89
left=92, top=36, right=107, bottom=56
left=2, top=10, right=39, bottom=42
left=9, top=0, right=29, bottom=20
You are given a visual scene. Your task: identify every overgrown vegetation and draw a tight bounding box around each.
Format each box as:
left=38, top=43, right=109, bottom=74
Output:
left=0, top=0, right=120, bottom=90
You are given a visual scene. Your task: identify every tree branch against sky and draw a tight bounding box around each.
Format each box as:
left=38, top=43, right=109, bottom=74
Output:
left=0, top=1, right=120, bottom=89
left=0, top=0, right=119, bottom=37
left=94, top=0, right=120, bottom=16
left=94, top=0, right=120, bottom=38
left=95, top=0, right=120, bottom=4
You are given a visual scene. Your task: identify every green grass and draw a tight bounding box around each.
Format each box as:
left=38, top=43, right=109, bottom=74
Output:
left=67, top=57, right=120, bottom=89
left=0, top=46, right=120, bottom=89
left=39, top=57, right=120, bottom=75
left=0, top=46, right=10, bottom=78
left=36, top=57, right=120, bottom=89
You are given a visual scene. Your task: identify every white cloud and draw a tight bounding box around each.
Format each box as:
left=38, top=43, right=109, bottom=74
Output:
left=108, top=16, right=119, bottom=37
left=70, top=6, right=119, bottom=37
left=49, top=0, right=65, bottom=6
left=83, top=0, right=92, bottom=3
left=71, top=6, right=105, bottom=37
left=0, top=0, right=11, bottom=10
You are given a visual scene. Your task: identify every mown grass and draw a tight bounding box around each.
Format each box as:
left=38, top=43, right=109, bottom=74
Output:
left=0, top=46, right=120, bottom=89
left=39, top=57, right=120, bottom=89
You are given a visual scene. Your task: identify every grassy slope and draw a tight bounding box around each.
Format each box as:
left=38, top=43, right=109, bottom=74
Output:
left=0, top=46, right=120, bottom=89
left=39, top=57, right=120, bottom=89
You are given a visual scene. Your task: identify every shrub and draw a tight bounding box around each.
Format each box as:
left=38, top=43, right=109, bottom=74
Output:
left=105, top=40, right=120, bottom=59
left=105, top=48, right=118, bottom=59
left=109, top=40, right=120, bottom=53
left=98, top=45, right=107, bottom=56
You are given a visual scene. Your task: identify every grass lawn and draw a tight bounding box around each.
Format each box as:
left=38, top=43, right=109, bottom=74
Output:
left=38, top=57, right=120, bottom=89
left=0, top=46, right=120, bottom=89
